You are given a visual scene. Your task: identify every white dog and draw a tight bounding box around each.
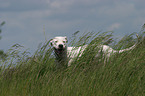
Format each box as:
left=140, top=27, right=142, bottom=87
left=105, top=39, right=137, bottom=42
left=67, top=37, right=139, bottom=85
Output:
left=50, top=36, right=137, bottom=67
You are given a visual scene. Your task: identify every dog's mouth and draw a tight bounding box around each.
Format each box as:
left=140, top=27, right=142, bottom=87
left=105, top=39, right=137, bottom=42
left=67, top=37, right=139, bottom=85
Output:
left=54, top=48, right=65, bottom=54
left=58, top=48, right=63, bottom=53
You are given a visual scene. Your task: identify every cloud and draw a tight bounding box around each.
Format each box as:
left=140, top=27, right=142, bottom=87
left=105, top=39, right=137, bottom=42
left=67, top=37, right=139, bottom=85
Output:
left=107, top=23, right=121, bottom=31
left=97, top=2, right=135, bottom=19
left=0, top=0, right=145, bottom=53
left=0, top=0, right=48, bottom=12
left=0, top=2, right=10, bottom=8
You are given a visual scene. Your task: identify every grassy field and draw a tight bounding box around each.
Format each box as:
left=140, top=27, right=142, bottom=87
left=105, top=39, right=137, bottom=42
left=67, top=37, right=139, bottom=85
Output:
left=0, top=32, right=144, bottom=96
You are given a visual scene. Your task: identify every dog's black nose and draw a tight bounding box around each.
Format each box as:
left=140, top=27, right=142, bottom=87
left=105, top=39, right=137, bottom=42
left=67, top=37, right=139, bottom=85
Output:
left=59, top=44, right=63, bottom=48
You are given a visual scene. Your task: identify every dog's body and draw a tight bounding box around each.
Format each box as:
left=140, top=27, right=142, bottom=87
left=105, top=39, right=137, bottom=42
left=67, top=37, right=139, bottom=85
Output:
left=67, top=45, right=87, bottom=66
left=50, top=36, right=136, bottom=67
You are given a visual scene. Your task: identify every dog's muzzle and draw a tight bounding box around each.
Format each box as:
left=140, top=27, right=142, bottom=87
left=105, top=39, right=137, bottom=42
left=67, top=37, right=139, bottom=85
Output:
left=54, top=44, right=65, bottom=54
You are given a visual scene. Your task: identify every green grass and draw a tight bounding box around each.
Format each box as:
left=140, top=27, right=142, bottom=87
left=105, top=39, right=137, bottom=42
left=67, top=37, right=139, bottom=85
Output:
left=0, top=32, right=145, bottom=96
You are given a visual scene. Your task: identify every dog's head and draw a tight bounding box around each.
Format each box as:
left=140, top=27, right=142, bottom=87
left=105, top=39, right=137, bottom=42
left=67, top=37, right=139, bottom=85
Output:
left=50, top=36, right=68, bottom=54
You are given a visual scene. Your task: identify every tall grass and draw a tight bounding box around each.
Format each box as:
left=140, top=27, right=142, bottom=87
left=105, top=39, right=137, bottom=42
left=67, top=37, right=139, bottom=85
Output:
left=0, top=31, right=144, bottom=96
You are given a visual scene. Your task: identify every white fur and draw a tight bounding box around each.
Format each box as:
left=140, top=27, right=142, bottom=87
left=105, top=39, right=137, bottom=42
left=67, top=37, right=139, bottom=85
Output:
left=50, top=36, right=136, bottom=67
left=67, top=45, right=87, bottom=66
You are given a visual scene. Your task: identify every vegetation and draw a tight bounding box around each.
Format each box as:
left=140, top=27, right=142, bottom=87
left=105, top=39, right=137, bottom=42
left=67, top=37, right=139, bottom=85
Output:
left=0, top=30, right=145, bottom=96
left=0, top=21, right=6, bottom=59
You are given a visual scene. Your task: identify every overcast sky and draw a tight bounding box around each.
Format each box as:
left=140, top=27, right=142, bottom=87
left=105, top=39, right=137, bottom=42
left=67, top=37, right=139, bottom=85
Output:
left=0, top=0, right=145, bottom=54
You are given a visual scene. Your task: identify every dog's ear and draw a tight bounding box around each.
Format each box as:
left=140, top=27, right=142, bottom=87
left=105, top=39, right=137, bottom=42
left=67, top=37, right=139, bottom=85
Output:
left=65, top=36, right=68, bottom=43
left=50, top=39, right=53, bottom=46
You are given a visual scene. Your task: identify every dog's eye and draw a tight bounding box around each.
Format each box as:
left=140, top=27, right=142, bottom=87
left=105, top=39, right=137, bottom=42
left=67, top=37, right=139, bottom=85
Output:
left=63, top=41, right=66, bottom=43
left=55, top=41, right=58, bottom=43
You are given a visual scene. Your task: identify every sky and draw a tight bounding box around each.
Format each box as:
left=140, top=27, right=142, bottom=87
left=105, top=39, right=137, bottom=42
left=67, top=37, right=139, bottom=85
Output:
left=0, top=0, right=145, bottom=54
